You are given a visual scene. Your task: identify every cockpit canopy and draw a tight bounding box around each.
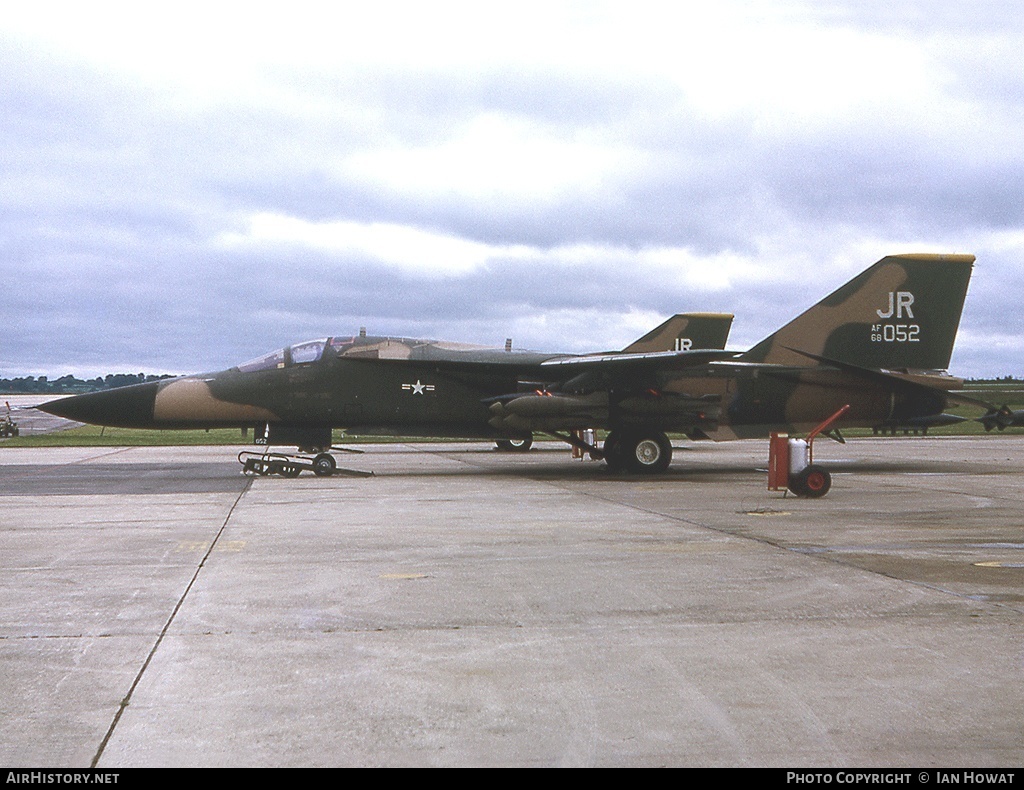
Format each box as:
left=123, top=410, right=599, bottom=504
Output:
left=237, top=338, right=328, bottom=372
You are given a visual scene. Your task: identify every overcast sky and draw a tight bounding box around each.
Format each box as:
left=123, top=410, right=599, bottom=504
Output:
left=2, top=0, right=1022, bottom=378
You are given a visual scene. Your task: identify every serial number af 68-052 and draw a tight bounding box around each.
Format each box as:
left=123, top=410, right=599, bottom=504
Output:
left=871, top=323, right=920, bottom=343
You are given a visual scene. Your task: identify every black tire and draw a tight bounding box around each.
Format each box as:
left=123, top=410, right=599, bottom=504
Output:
left=789, top=465, right=831, bottom=498
left=621, top=431, right=672, bottom=474
left=313, top=453, right=336, bottom=477
left=495, top=436, right=533, bottom=452
left=603, top=430, right=625, bottom=471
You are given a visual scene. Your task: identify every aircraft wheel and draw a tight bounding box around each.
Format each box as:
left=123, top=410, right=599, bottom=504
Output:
left=603, top=431, right=624, bottom=471
left=622, top=431, right=672, bottom=474
left=495, top=436, right=533, bottom=452
left=789, top=465, right=831, bottom=498
left=313, top=453, right=336, bottom=477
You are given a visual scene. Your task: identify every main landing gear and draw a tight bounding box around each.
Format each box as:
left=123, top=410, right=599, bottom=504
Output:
left=602, top=429, right=673, bottom=474
left=544, top=427, right=674, bottom=474
left=530, top=427, right=674, bottom=474
left=494, top=436, right=533, bottom=452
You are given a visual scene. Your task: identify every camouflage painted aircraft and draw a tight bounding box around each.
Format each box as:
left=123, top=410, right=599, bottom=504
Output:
left=41, top=253, right=977, bottom=477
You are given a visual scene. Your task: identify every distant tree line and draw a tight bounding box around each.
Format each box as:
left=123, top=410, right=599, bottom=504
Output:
left=1, top=373, right=175, bottom=394
left=967, top=376, right=1022, bottom=385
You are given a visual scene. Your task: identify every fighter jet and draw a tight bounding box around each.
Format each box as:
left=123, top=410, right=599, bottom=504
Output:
left=41, top=253, right=976, bottom=476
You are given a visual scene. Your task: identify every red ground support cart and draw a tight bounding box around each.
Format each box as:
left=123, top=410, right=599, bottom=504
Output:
left=768, top=404, right=850, bottom=498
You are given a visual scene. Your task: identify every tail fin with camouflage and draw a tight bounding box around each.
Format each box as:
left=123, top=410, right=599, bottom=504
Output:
left=623, top=312, right=733, bottom=353
left=739, top=253, right=974, bottom=371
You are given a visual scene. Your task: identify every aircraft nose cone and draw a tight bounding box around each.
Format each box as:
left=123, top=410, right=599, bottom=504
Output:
left=39, top=382, right=160, bottom=428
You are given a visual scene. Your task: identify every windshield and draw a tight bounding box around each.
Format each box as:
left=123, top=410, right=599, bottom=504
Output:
left=237, top=348, right=286, bottom=373
left=289, top=339, right=327, bottom=365
left=236, top=339, right=328, bottom=372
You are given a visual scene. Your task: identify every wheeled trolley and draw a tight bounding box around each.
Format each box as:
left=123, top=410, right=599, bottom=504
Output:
left=238, top=450, right=337, bottom=478
left=1, top=401, right=18, bottom=438
left=768, top=404, right=850, bottom=498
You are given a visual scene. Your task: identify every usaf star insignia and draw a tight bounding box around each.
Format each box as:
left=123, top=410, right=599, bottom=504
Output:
left=402, top=379, right=435, bottom=395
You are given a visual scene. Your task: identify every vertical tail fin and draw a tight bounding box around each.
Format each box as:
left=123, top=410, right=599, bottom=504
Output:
left=740, top=253, right=974, bottom=371
left=623, top=312, right=733, bottom=353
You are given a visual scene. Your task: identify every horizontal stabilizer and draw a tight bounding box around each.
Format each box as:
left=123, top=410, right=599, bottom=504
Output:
left=775, top=347, right=993, bottom=409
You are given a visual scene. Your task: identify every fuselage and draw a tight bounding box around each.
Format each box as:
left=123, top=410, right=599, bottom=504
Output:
left=40, top=332, right=958, bottom=441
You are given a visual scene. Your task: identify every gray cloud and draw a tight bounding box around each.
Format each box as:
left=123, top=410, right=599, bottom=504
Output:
left=2, top=6, right=1023, bottom=381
